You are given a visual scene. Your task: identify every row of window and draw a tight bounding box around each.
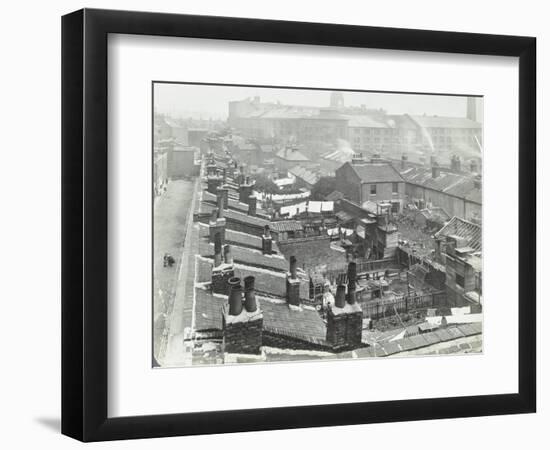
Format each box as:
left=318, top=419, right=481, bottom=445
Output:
left=368, top=183, right=400, bottom=195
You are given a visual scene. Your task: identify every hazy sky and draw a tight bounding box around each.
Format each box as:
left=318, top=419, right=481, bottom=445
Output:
left=154, top=83, right=481, bottom=121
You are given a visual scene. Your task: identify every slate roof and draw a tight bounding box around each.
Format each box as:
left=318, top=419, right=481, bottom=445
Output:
left=202, top=241, right=289, bottom=272
left=193, top=289, right=327, bottom=344
left=347, top=115, right=389, bottom=128
left=275, top=148, right=310, bottom=162
left=270, top=220, right=304, bottom=233
left=288, top=165, right=320, bottom=186
left=326, top=191, right=345, bottom=201
left=400, top=167, right=482, bottom=203
left=202, top=190, right=266, bottom=215
left=200, top=201, right=270, bottom=228
left=409, top=115, right=482, bottom=129
left=346, top=162, right=404, bottom=183
left=435, top=216, right=482, bottom=252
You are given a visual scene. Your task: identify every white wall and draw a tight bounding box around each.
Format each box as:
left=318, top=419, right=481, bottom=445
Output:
left=0, top=0, right=546, bottom=448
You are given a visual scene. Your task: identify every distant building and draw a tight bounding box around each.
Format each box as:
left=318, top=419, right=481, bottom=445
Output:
left=154, top=114, right=187, bottom=145
left=334, top=156, right=406, bottom=213
left=347, top=115, right=397, bottom=153
left=187, top=128, right=209, bottom=148
left=168, top=146, right=200, bottom=178
left=274, top=147, right=314, bottom=172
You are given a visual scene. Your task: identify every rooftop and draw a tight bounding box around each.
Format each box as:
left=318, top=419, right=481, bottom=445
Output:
left=193, top=289, right=327, bottom=344
left=288, top=165, right=320, bottom=186
left=436, top=216, right=482, bottom=252
left=344, top=162, right=404, bottom=184
left=275, top=148, right=310, bottom=162
left=409, top=115, right=482, bottom=129
left=347, top=115, right=389, bottom=128
left=399, top=166, right=482, bottom=203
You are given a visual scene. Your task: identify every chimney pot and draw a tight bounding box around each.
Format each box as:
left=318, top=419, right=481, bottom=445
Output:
left=289, top=256, right=298, bottom=279
left=335, top=284, right=346, bottom=308
left=243, top=276, right=258, bottom=312
left=228, top=284, right=243, bottom=316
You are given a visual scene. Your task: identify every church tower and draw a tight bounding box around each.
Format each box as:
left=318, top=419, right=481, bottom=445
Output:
left=330, top=91, right=345, bottom=110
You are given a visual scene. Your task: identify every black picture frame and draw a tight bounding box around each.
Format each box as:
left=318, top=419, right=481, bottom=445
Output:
left=62, top=8, right=536, bottom=442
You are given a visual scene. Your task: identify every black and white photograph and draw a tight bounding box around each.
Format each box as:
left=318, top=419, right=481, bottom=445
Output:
left=153, top=83, right=483, bottom=368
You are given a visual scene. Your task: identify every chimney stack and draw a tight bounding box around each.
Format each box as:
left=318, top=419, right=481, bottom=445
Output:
left=243, top=276, right=258, bottom=312
left=239, top=177, right=255, bottom=204
left=209, top=206, right=226, bottom=245
left=401, top=154, right=408, bottom=170
left=207, top=175, right=223, bottom=194
left=222, top=277, right=263, bottom=355
left=470, top=159, right=479, bottom=173
left=431, top=162, right=441, bottom=179
left=451, top=155, right=461, bottom=173
left=286, top=255, right=301, bottom=306
left=248, top=195, right=257, bottom=216
left=213, top=232, right=223, bottom=267
left=289, top=256, right=298, bottom=279
left=223, top=244, right=233, bottom=265
left=262, top=225, right=273, bottom=255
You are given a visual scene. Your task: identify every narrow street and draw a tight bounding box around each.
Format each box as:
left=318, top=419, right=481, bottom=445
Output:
left=159, top=175, right=201, bottom=367
left=153, top=178, right=198, bottom=364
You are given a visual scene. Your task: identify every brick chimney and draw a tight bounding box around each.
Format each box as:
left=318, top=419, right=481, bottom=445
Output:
left=223, top=244, right=233, bottom=265
left=209, top=207, right=226, bottom=245
left=431, top=162, right=441, bottom=179
left=217, top=186, right=229, bottom=210
left=206, top=163, right=218, bottom=176
left=261, top=225, right=273, bottom=255
left=401, top=154, right=408, bottom=170
left=222, top=277, right=263, bottom=354
left=248, top=195, right=257, bottom=216
left=213, top=232, right=223, bottom=267
left=211, top=235, right=235, bottom=295
left=207, top=175, right=223, bottom=194
left=326, top=262, right=363, bottom=350
left=286, top=255, right=300, bottom=306
left=451, top=155, right=461, bottom=173
left=239, top=177, right=255, bottom=204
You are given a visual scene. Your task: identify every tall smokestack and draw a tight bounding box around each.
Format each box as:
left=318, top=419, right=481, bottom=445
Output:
left=228, top=284, right=243, bottom=316
left=335, top=285, right=346, bottom=308
left=244, top=276, right=258, bottom=312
